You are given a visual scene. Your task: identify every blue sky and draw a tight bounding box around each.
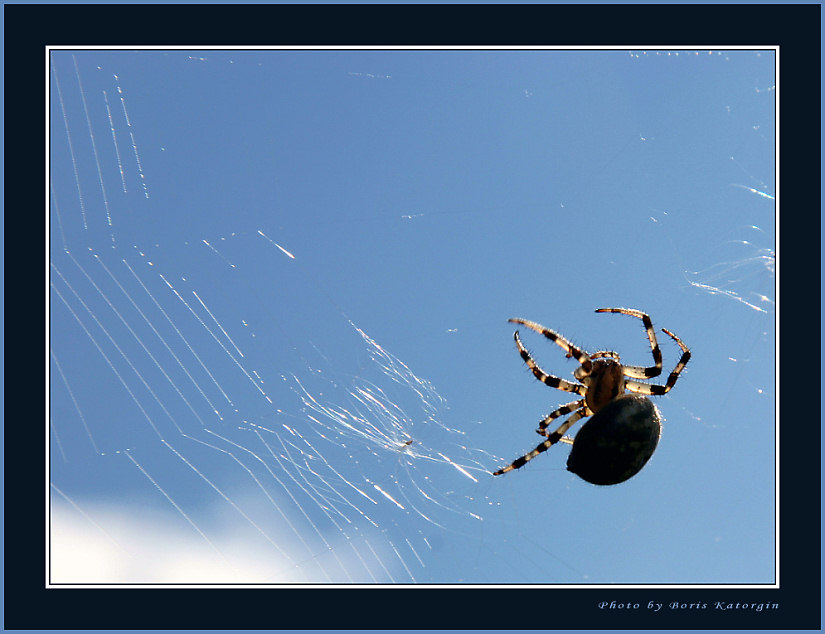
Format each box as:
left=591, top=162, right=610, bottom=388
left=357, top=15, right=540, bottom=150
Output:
left=49, top=49, right=776, bottom=587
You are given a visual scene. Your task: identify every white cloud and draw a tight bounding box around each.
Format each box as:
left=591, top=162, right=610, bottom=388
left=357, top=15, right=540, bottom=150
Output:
left=49, top=501, right=297, bottom=584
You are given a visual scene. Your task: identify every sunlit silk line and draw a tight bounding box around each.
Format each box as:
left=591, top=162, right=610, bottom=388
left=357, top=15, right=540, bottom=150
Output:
left=51, top=60, right=87, bottom=230
left=278, top=433, right=362, bottom=529
left=289, top=314, right=488, bottom=553
left=202, top=429, right=331, bottom=572
left=50, top=186, right=69, bottom=252
left=360, top=539, right=396, bottom=583
left=436, top=452, right=479, bottom=483
left=50, top=483, right=128, bottom=556
left=50, top=349, right=100, bottom=455
left=351, top=385, right=410, bottom=438
left=397, top=492, right=441, bottom=529
left=288, top=432, right=381, bottom=527
left=158, top=273, right=272, bottom=404
left=160, top=439, right=287, bottom=558
left=347, top=331, right=485, bottom=477
left=685, top=278, right=769, bottom=313
left=256, top=229, right=296, bottom=259
left=292, top=376, right=368, bottom=439
left=388, top=539, right=417, bottom=583
left=252, top=430, right=340, bottom=583
left=296, top=377, right=404, bottom=453
left=405, top=537, right=426, bottom=568
left=279, top=412, right=381, bottom=510
left=294, top=369, right=410, bottom=451
left=102, top=90, right=128, bottom=193
left=351, top=319, right=452, bottom=429
left=344, top=389, right=400, bottom=446
left=732, top=183, right=775, bottom=200
left=52, top=253, right=183, bottom=435
left=372, top=483, right=405, bottom=510
left=306, top=444, right=380, bottom=506
left=682, top=239, right=774, bottom=314
left=190, top=431, right=301, bottom=568
left=49, top=418, right=68, bottom=463
left=72, top=55, right=114, bottom=243
left=92, top=255, right=210, bottom=429
left=123, top=259, right=225, bottom=418
left=114, top=75, right=149, bottom=199
left=269, top=433, right=355, bottom=582
left=277, top=425, right=381, bottom=539
left=49, top=275, right=163, bottom=440
left=192, top=289, right=244, bottom=358
left=123, top=448, right=228, bottom=565
left=62, top=251, right=188, bottom=436
left=201, top=239, right=237, bottom=269
left=395, top=463, right=474, bottom=528
left=273, top=449, right=389, bottom=582
left=293, top=327, right=488, bottom=525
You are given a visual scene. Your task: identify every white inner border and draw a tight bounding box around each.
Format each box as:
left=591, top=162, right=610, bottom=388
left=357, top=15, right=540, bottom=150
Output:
left=46, top=44, right=779, bottom=591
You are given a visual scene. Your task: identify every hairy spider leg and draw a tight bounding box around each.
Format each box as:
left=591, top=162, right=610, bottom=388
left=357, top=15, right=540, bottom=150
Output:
left=535, top=399, right=586, bottom=436
left=493, top=408, right=587, bottom=475
left=509, top=318, right=593, bottom=372
left=511, top=329, right=588, bottom=395
left=595, top=308, right=663, bottom=379
left=625, top=327, right=691, bottom=395
left=589, top=350, right=621, bottom=361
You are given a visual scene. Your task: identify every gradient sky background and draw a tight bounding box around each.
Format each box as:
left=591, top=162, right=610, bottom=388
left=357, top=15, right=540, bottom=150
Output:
left=49, top=48, right=776, bottom=586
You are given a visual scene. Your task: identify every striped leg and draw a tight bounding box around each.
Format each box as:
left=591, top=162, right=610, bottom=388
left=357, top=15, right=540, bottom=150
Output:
left=589, top=350, right=620, bottom=361
left=626, top=327, right=691, bottom=395
left=595, top=308, right=662, bottom=379
left=493, top=408, right=586, bottom=475
left=511, top=329, right=588, bottom=396
left=536, top=399, right=586, bottom=435
left=509, top=318, right=593, bottom=371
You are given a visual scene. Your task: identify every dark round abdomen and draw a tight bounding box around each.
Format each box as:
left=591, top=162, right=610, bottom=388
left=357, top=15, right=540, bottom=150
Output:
left=567, top=394, right=661, bottom=485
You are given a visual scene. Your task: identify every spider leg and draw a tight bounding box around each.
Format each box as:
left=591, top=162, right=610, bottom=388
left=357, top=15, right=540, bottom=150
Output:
left=595, top=308, right=662, bottom=379
left=493, top=408, right=586, bottom=475
left=589, top=350, right=620, bottom=361
left=625, top=327, right=691, bottom=395
left=512, top=329, right=588, bottom=396
left=509, top=318, right=593, bottom=371
left=535, top=399, right=586, bottom=436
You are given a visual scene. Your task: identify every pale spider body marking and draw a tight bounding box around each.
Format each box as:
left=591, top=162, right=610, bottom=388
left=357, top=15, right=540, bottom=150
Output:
left=493, top=308, right=690, bottom=483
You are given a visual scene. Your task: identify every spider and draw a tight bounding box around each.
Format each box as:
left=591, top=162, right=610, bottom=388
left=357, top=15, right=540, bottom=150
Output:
left=492, top=308, right=690, bottom=484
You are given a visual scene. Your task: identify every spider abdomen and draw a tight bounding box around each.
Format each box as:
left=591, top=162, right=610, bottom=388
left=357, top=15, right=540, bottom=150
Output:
left=567, top=394, right=661, bottom=486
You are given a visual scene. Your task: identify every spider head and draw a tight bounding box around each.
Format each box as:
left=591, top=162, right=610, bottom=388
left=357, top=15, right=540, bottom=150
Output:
left=581, top=357, right=626, bottom=413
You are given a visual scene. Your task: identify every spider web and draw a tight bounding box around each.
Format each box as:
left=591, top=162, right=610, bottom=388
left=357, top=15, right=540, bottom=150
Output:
left=49, top=48, right=776, bottom=586
left=49, top=50, right=507, bottom=584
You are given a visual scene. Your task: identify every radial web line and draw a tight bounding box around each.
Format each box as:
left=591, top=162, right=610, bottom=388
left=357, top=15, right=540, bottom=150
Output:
left=114, top=76, right=149, bottom=198
left=51, top=59, right=87, bottom=229
left=103, top=90, right=128, bottom=193
left=50, top=271, right=164, bottom=440
left=192, top=290, right=244, bottom=358
left=268, top=433, right=356, bottom=582
left=123, top=259, right=228, bottom=417
left=158, top=273, right=271, bottom=403
left=50, top=484, right=129, bottom=555
left=50, top=349, right=100, bottom=454
left=61, top=253, right=188, bottom=435
left=201, top=429, right=335, bottom=568
left=183, top=431, right=302, bottom=571
left=72, top=54, right=114, bottom=241
left=94, top=255, right=211, bottom=428
left=123, top=449, right=229, bottom=566
left=160, top=439, right=293, bottom=565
